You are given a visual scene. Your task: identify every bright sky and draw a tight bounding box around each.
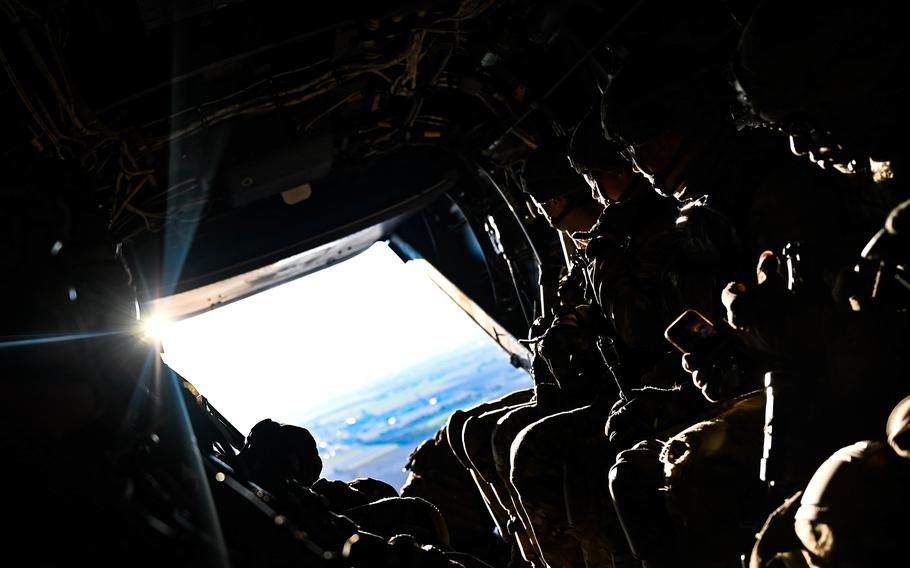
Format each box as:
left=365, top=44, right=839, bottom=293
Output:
left=159, top=241, right=489, bottom=435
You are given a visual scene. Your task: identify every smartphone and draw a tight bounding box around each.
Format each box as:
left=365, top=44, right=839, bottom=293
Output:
left=664, top=309, right=718, bottom=354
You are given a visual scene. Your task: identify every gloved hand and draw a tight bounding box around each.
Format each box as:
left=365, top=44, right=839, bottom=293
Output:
left=536, top=305, right=591, bottom=387
left=680, top=252, right=785, bottom=402
left=720, top=251, right=790, bottom=340
left=682, top=345, right=755, bottom=403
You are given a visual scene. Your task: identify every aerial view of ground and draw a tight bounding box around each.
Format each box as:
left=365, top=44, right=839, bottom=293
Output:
left=302, top=341, right=531, bottom=488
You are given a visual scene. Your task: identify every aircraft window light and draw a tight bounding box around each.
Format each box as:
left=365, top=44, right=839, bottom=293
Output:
left=156, top=241, right=530, bottom=486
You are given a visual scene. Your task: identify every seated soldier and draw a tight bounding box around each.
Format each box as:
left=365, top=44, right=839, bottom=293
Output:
left=445, top=387, right=535, bottom=552
left=734, top=0, right=910, bottom=185
left=453, top=141, right=606, bottom=566
left=601, top=43, right=890, bottom=567
left=401, top=426, right=512, bottom=567
left=506, top=109, right=719, bottom=568
left=239, top=418, right=450, bottom=549
left=240, top=418, right=324, bottom=490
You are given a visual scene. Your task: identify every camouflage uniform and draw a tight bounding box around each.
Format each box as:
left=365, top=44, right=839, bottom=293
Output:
left=505, top=180, right=705, bottom=568
left=485, top=269, right=607, bottom=566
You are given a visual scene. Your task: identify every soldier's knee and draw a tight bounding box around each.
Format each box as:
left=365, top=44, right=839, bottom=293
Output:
left=446, top=393, right=533, bottom=470
left=490, top=423, right=514, bottom=483
left=491, top=408, right=534, bottom=478
left=464, top=409, right=511, bottom=481
left=509, top=426, right=531, bottom=492
left=509, top=419, right=554, bottom=494
left=460, top=416, right=488, bottom=472
left=445, top=410, right=471, bottom=468
left=609, top=440, right=665, bottom=500
left=609, top=441, right=679, bottom=564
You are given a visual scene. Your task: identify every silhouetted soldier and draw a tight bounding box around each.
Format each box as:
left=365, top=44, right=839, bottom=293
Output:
left=240, top=418, right=452, bottom=549
left=507, top=109, right=711, bottom=568
left=735, top=0, right=910, bottom=185
left=602, top=44, right=889, bottom=566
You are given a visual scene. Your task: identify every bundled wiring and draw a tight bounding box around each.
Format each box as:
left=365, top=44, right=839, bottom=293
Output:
left=1, top=0, right=525, bottom=237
